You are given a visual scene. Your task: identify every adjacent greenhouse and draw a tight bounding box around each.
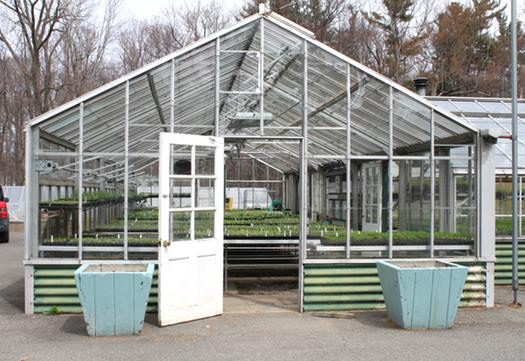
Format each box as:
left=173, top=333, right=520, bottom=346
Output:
left=429, top=96, right=525, bottom=286
left=24, top=10, right=498, bottom=316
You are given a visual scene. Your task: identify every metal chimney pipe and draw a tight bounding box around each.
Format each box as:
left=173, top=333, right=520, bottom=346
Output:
left=413, top=77, right=428, bottom=96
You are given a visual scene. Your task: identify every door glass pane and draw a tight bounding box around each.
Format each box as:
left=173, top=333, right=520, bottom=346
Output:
left=195, top=146, right=215, bottom=175
left=195, top=211, right=214, bottom=240
left=195, top=178, right=215, bottom=207
left=170, top=211, right=191, bottom=241
left=171, top=144, right=192, bottom=175
left=170, top=179, right=191, bottom=208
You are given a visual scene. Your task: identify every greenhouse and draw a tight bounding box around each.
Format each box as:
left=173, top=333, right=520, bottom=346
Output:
left=23, top=10, right=498, bottom=321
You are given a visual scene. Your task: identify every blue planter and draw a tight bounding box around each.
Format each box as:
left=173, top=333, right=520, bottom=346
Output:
left=377, top=260, right=468, bottom=329
left=74, top=263, right=154, bottom=336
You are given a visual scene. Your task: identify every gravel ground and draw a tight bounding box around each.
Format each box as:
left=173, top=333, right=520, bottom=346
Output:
left=2, top=230, right=525, bottom=361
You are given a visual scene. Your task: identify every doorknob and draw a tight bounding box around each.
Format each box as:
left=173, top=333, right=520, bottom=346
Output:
left=162, top=194, right=168, bottom=199
left=162, top=240, right=171, bottom=247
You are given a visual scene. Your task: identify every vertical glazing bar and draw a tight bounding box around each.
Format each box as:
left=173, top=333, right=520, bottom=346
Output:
left=215, top=38, right=220, bottom=136
left=345, top=64, right=352, bottom=259
left=170, top=59, right=175, bottom=133
left=468, top=147, right=473, bottom=235
left=124, top=80, right=130, bottom=260
left=266, top=166, right=268, bottom=211
left=388, top=87, right=393, bottom=259
left=259, top=18, right=265, bottom=135
left=24, top=126, right=34, bottom=260
left=281, top=173, right=289, bottom=209
left=299, top=40, right=308, bottom=312
left=252, top=158, right=255, bottom=208
left=476, top=135, right=482, bottom=259
left=78, top=103, right=84, bottom=261
left=430, top=109, right=436, bottom=258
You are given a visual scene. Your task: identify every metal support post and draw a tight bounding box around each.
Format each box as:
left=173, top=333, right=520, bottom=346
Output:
left=78, top=103, right=84, bottom=261
left=430, top=110, right=435, bottom=258
left=388, top=87, right=393, bottom=258
left=511, top=0, right=520, bottom=306
left=346, top=64, right=352, bottom=258
left=124, top=81, right=130, bottom=260
left=299, top=40, right=308, bottom=312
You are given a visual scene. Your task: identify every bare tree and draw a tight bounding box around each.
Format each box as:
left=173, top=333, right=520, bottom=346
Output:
left=58, top=0, right=121, bottom=100
left=0, top=0, right=85, bottom=116
left=118, top=0, right=231, bottom=72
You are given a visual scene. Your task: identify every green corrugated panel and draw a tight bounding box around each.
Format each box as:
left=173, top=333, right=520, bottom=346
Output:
left=304, top=294, right=384, bottom=303
left=304, top=285, right=383, bottom=294
left=304, top=276, right=380, bottom=285
left=303, top=303, right=385, bottom=311
left=33, top=265, right=158, bottom=314
left=304, top=267, right=377, bottom=276
left=495, top=242, right=525, bottom=284
left=34, top=305, right=159, bottom=313
left=303, top=263, right=486, bottom=312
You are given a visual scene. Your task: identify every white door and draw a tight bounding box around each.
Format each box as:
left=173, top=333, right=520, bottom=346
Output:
left=158, top=133, right=224, bottom=326
left=362, top=162, right=382, bottom=232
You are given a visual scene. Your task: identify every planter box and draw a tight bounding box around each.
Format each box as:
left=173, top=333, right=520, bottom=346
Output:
left=74, top=263, right=154, bottom=336
left=377, top=260, right=468, bottom=329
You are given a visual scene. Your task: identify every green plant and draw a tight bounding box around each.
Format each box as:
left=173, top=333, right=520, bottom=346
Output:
left=43, top=306, right=61, bottom=315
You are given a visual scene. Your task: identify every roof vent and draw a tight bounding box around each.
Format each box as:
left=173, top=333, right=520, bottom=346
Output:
left=414, top=77, right=428, bottom=96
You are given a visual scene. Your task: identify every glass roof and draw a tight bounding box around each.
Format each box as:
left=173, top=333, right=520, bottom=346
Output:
left=428, top=96, right=523, bottom=172
left=29, top=12, right=477, bottom=179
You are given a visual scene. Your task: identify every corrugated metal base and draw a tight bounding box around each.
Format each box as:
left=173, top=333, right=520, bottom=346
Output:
left=32, top=262, right=487, bottom=314
left=33, top=266, right=158, bottom=314
left=303, top=263, right=486, bottom=312
left=495, top=243, right=525, bottom=285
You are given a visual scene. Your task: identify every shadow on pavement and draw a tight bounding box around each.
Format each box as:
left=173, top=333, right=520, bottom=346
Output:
left=352, top=310, right=399, bottom=329
left=144, top=313, right=158, bottom=326
left=0, top=278, right=25, bottom=313
left=60, top=315, right=87, bottom=336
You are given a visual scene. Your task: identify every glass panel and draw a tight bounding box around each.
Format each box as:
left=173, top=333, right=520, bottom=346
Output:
left=37, top=153, right=80, bottom=259
left=170, top=211, right=191, bottom=241
left=220, top=51, right=259, bottom=93
left=262, top=21, right=304, bottom=137
left=82, top=155, right=126, bottom=260
left=393, top=159, right=431, bottom=258
left=307, top=42, right=347, bottom=156
left=170, top=179, right=191, bottom=208
left=195, top=146, right=215, bottom=175
left=195, top=211, right=215, bottom=240
left=435, top=158, right=476, bottom=257
left=350, top=67, right=389, bottom=155
left=393, top=90, right=431, bottom=153
left=195, top=179, right=215, bottom=208
left=496, top=176, right=512, bottom=236
left=307, top=158, right=347, bottom=259
left=173, top=42, right=215, bottom=135
left=171, top=144, right=192, bottom=175
left=83, top=84, right=126, bottom=154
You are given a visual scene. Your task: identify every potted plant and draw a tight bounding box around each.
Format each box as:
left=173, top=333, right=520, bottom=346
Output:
left=377, top=260, right=468, bottom=329
left=74, top=263, right=154, bottom=336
